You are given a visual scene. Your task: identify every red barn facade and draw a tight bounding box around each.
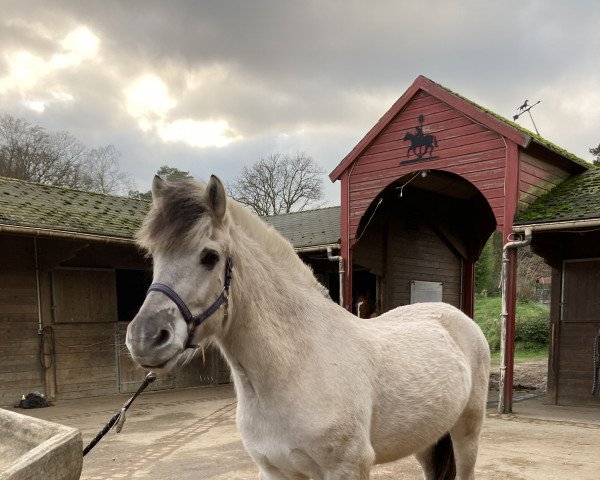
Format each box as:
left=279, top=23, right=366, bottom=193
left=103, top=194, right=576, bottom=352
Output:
left=330, top=76, right=589, bottom=411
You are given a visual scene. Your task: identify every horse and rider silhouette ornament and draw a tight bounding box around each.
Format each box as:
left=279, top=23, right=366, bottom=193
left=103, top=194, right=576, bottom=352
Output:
left=402, top=114, right=439, bottom=164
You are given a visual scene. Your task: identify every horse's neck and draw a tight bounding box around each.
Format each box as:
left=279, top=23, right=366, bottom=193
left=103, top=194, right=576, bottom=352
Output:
left=226, top=200, right=320, bottom=289
left=216, top=214, right=329, bottom=390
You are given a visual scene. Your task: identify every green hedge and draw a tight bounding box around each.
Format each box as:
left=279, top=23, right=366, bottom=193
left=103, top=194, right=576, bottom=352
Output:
left=473, top=296, right=549, bottom=352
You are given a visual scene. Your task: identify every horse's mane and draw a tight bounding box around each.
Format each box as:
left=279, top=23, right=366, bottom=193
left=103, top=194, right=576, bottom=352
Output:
left=226, top=198, right=327, bottom=294
left=136, top=177, right=326, bottom=294
left=136, top=178, right=210, bottom=254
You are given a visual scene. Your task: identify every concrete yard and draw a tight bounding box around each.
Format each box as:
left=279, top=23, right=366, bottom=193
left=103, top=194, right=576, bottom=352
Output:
left=6, top=383, right=599, bottom=480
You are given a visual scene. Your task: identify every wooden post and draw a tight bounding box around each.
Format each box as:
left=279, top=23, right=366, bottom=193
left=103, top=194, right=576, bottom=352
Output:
left=462, top=258, right=475, bottom=318
left=39, top=269, right=57, bottom=400
left=499, top=141, right=520, bottom=414
left=547, top=266, right=562, bottom=404
left=340, top=171, right=353, bottom=311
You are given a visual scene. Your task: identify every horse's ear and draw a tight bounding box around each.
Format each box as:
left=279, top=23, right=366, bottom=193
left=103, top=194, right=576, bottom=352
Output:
left=151, top=175, right=165, bottom=201
left=206, top=175, right=226, bottom=222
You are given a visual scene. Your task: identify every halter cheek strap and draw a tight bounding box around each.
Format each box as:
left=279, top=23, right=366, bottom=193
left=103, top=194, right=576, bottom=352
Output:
left=146, top=257, right=233, bottom=348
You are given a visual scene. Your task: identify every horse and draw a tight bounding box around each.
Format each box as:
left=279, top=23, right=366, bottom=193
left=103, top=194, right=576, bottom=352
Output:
left=355, top=292, right=376, bottom=318
left=126, top=175, right=490, bottom=480
left=403, top=132, right=438, bottom=159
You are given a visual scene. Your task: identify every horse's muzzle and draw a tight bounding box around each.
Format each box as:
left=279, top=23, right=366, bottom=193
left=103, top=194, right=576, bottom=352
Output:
left=126, top=312, right=183, bottom=369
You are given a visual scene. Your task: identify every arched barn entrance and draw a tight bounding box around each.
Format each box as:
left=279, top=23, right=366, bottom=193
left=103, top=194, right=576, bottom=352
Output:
left=351, top=170, right=495, bottom=316
left=330, top=75, right=591, bottom=412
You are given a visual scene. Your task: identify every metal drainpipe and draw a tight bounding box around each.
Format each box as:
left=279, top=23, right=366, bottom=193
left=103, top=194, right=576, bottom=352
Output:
left=327, top=246, right=344, bottom=307
left=34, top=237, right=44, bottom=335
left=499, top=227, right=532, bottom=413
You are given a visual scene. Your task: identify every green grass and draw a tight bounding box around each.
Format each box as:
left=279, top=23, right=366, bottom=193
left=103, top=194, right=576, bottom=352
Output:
left=474, top=295, right=550, bottom=356
left=490, top=344, right=548, bottom=365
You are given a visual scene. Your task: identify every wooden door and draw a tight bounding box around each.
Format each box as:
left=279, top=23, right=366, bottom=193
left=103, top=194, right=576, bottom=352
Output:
left=557, top=259, right=600, bottom=405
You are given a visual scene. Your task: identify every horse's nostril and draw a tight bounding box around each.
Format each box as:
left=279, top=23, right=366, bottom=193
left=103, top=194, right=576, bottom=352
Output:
left=153, top=329, right=171, bottom=348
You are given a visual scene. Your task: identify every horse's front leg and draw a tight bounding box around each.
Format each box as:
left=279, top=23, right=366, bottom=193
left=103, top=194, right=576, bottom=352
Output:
left=322, top=443, right=375, bottom=480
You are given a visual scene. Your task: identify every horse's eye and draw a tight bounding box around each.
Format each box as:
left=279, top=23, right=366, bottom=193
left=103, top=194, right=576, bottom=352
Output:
left=200, top=249, right=220, bottom=269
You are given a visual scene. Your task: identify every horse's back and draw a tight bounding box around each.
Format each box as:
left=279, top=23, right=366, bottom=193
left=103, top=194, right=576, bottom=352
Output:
left=374, top=302, right=488, bottom=357
left=370, top=302, right=489, bottom=382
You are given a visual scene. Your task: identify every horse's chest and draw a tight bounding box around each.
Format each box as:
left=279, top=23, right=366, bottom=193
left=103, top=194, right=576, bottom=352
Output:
left=237, top=403, right=295, bottom=448
left=237, top=404, right=323, bottom=475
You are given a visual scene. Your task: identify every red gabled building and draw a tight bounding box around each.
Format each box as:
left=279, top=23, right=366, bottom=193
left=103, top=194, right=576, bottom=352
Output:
left=329, top=75, right=590, bottom=412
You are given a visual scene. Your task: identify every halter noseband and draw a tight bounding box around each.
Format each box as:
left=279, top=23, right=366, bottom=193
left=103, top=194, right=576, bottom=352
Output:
left=146, top=257, right=233, bottom=348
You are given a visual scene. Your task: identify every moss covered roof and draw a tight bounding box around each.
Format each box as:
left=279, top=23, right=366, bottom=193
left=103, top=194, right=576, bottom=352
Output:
left=263, top=206, right=341, bottom=248
left=430, top=78, right=590, bottom=168
left=0, top=176, right=150, bottom=239
left=0, top=176, right=342, bottom=247
left=516, top=166, right=600, bottom=224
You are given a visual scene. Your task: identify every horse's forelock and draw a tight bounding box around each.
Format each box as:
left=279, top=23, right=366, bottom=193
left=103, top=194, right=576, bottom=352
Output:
left=136, top=179, right=209, bottom=252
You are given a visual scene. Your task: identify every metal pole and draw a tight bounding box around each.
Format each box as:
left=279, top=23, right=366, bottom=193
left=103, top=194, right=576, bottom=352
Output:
left=527, top=110, right=540, bottom=135
left=499, top=228, right=532, bottom=413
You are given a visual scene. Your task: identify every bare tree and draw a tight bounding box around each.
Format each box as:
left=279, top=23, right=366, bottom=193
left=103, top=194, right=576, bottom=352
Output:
left=0, top=114, right=89, bottom=188
left=0, top=114, right=133, bottom=195
left=83, top=144, right=133, bottom=195
left=229, top=152, right=324, bottom=216
left=517, top=247, right=551, bottom=301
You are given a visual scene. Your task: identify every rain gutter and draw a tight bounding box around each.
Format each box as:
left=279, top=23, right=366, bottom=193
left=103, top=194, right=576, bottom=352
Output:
left=0, top=223, right=135, bottom=245
left=513, top=218, right=600, bottom=233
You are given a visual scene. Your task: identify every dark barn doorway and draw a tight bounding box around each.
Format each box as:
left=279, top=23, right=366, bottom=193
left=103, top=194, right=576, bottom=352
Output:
left=352, top=170, right=496, bottom=314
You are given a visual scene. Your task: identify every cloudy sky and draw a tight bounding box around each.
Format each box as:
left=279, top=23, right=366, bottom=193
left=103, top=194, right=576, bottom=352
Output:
left=1, top=0, right=599, bottom=204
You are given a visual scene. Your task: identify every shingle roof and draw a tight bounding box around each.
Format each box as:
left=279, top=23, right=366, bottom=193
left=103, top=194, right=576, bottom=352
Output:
left=0, top=176, right=341, bottom=248
left=5, top=166, right=598, bottom=241
left=516, top=166, right=600, bottom=224
left=427, top=78, right=590, bottom=169
left=0, top=175, right=149, bottom=239
left=263, top=206, right=341, bottom=248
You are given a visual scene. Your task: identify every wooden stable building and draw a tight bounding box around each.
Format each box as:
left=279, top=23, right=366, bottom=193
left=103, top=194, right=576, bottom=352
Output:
left=513, top=169, right=600, bottom=406
left=330, top=75, right=599, bottom=411
left=0, top=177, right=340, bottom=406
left=0, top=178, right=231, bottom=407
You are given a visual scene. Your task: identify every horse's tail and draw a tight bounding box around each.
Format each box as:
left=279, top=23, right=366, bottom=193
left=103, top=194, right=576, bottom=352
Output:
left=433, top=136, right=439, bottom=147
left=432, top=433, right=456, bottom=480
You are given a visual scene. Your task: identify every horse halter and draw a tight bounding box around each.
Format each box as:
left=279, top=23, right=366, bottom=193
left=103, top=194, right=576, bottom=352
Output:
left=146, top=257, right=233, bottom=349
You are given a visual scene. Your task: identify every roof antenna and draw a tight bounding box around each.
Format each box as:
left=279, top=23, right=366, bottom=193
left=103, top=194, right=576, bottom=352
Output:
left=513, top=99, right=541, bottom=135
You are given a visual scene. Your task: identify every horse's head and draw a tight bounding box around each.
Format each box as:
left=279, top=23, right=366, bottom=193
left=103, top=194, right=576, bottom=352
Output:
left=402, top=132, right=412, bottom=141
left=126, top=175, right=231, bottom=371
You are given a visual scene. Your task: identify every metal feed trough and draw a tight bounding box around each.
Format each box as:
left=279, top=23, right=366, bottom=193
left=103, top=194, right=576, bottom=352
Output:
left=0, top=408, right=82, bottom=480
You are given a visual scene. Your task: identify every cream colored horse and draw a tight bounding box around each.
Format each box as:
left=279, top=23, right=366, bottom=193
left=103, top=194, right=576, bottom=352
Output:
left=126, top=175, right=490, bottom=480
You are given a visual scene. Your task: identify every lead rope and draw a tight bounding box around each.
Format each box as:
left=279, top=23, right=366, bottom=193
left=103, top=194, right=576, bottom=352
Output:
left=83, top=372, right=157, bottom=456
left=593, top=332, right=600, bottom=397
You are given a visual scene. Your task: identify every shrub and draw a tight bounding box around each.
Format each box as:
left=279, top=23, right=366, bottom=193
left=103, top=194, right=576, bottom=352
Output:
left=473, top=296, right=549, bottom=352
left=473, top=296, right=502, bottom=351
left=515, top=301, right=549, bottom=345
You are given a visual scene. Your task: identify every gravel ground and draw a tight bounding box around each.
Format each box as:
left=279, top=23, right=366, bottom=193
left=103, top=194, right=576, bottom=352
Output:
left=8, top=360, right=600, bottom=480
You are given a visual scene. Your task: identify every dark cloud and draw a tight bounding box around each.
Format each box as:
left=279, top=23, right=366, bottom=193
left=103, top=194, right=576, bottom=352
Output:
left=1, top=0, right=599, bottom=202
